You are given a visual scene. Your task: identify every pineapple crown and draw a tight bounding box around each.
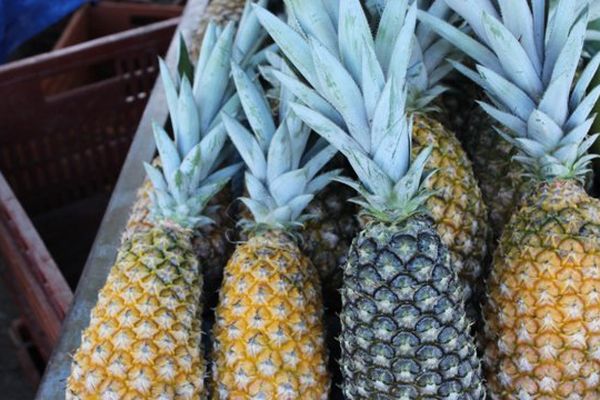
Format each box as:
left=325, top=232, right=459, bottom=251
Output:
left=222, top=55, right=340, bottom=232
left=160, top=1, right=270, bottom=138
left=145, top=122, right=242, bottom=230
left=365, top=0, right=459, bottom=110
left=419, top=0, right=600, bottom=181
left=146, top=1, right=267, bottom=229
left=256, top=0, right=436, bottom=224
left=278, top=0, right=454, bottom=111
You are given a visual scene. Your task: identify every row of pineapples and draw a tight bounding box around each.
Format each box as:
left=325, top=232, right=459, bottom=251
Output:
left=66, top=0, right=600, bottom=398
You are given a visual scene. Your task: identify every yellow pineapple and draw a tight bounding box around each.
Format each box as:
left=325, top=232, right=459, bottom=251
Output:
left=68, top=228, right=206, bottom=399
left=67, top=95, right=241, bottom=400
left=412, top=114, right=488, bottom=299
left=484, top=180, right=600, bottom=397
left=422, top=0, right=600, bottom=397
left=214, top=232, right=330, bottom=399
left=212, top=64, right=334, bottom=398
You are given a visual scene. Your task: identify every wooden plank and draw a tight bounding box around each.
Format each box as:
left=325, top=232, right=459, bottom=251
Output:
left=35, top=0, right=208, bottom=398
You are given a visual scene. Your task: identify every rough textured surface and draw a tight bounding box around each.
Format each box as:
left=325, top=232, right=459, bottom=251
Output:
left=301, top=182, right=359, bottom=306
left=412, top=114, right=489, bottom=301
left=67, top=228, right=205, bottom=399
left=340, top=216, right=484, bottom=399
left=462, top=107, right=529, bottom=243
left=483, top=180, right=600, bottom=399
left=189, top=0, right=247, bottom=60
left=238, top=180, right=359, bottom=308
left=123, top=179, right=234, bottom=306
left=212, top=232, right=330, bottom=399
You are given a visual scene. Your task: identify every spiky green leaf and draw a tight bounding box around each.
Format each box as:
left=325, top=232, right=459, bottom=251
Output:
left=231, top=63, right=276, bottom=150
left=222, top=113, right=267, bottom=180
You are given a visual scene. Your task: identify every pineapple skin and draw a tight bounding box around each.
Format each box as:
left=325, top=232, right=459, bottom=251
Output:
left=212, top=232, right=330, bottom=399
left=339, top=216, right=485, bottom=399
left=412, top=114, right=489, bottom=300
left=462, top=107, right=530, bottom=242
left=301, top=182, right=359, bottom=301
left=124, top=181, right=234, bottom=304
left=238, top=182, right=359, bottom=303
left=483, top=179, right=600, bottom=399
left=190, top=0, right=247, bottom=60
left=67, top=228, right=205, bottom=399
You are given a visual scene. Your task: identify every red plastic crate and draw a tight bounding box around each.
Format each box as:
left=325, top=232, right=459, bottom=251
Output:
left=0, top=4, right=180, bottom=371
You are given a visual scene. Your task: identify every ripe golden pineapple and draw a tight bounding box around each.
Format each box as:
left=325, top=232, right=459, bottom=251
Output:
left=68, top=228, right=205, bottom=399
left=212, top=64, right=335, bottom=398
left=67, top=94, right=241, bottom=400
left=484, top=180, right=600, bottom=397
left=412, top=114, right=488, bottom=299
left=213, top=232, right=330, bottom=399
left=423, top=0, right=600, bottom=397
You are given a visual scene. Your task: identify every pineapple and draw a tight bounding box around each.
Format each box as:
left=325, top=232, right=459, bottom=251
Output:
left=261, top=0, right=489, bottom=304
left=124, top=5, right=268, bottom=301
left=257, top=1, right=484, bottom=397
left=66, top=68, right=242, bottom=399
left=256, top=50, right=361, bottom=306
left=422, top=0, right=600, bottom=397
left=211, top=63, right=336, bottom=399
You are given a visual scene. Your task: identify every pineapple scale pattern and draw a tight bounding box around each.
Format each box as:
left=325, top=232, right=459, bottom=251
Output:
left=340, top=216, right=484, bottom=399
left=412, top=115, right=488, bottom=299
left=67, top=228, right=205, bottom=399
left=484, top=180, right=600, bottom=399
left=212, top=233, right=330, bottom=400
